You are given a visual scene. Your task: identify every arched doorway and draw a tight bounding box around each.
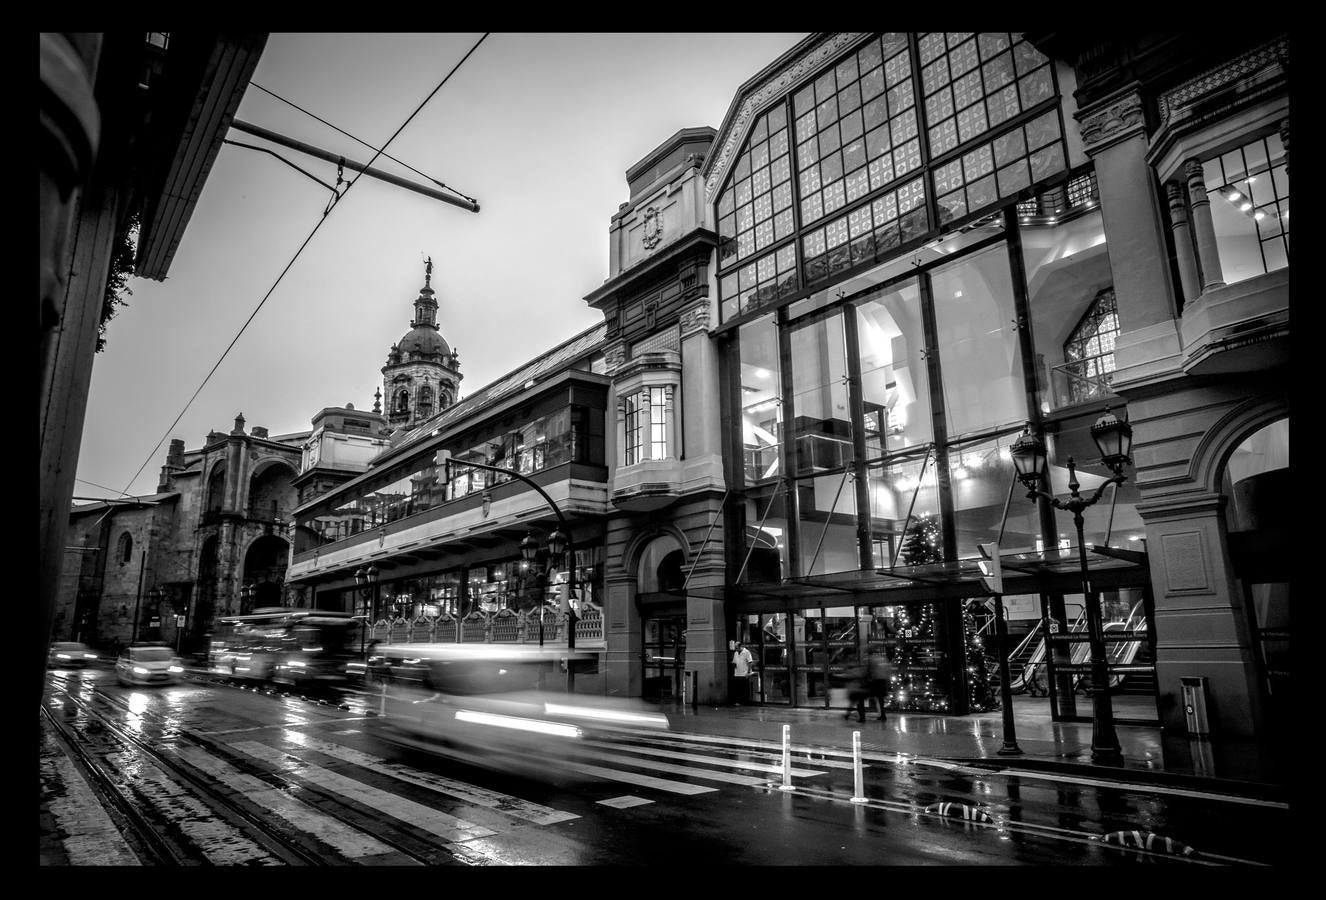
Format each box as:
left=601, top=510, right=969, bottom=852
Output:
left=242, top=535, right=290, bottom=612
left=635, top=535, right=687, bottom=701
left=1220, top=417, right=1288, bottom=757
left=195, top=535, right=219, bottom=638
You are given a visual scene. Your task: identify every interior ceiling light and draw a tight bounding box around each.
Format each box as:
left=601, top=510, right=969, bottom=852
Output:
left=1254, top=211, right=1266, bottom=221
left=1227, top=189, right=1243, bottom=201
left=1240, top=202, right=1253, bottom=212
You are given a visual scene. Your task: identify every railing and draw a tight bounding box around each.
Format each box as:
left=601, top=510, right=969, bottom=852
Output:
left=365, top=606, right=603, bottom=646
left=1047, top=361, right=1117, bottom=411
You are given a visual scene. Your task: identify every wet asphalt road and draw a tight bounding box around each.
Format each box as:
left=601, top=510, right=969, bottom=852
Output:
left=39, top=666, right=1289, bottom=866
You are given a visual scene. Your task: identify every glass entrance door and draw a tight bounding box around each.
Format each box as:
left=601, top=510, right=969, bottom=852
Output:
left=642, top=616, right=685, bottom=701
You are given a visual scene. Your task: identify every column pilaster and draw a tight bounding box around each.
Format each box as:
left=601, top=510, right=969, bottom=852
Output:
left=1184, top=158, right=1226, bottom=292
left=1164, top=181, right=1202, bottom=306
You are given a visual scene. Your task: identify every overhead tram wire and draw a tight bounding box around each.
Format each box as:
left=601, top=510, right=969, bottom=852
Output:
left=248, top=82, right=478, bottom=207
left=115, top=32, right=491, bottom=498
left=75, top=477, right=135, bottom=498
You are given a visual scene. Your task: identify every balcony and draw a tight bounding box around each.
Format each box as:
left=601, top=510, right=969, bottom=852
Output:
left=1179, top=268, right=1289, bottom=377
left=612, top=457, right=684, bottom=512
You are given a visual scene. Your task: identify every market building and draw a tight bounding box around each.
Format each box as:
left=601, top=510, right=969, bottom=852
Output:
left=256, top=31, right=1289, bottom=780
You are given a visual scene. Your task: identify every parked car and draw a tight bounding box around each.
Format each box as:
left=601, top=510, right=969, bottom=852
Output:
left=115, top=643, right=185, bottom=686
left=48, top=642, right=99, bottom=668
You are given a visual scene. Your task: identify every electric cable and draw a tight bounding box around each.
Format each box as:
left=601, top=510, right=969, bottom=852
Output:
left=116, top=33, right=490, bottom=497
left=249, top=81, right=478, bottom=205
left=76, top=477, right=135, bottom=498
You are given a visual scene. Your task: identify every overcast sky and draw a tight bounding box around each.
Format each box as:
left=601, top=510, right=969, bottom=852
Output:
left=74, top=32, right=808, bottom=501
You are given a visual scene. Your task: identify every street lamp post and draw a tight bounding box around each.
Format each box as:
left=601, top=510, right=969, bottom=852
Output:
left=1009, top=408, right=1133, bottom=763
left=435, top=452, right=580, bottom=693
left=520, top=528, right=576, bottom=690
left=354, top=566, right=378, bottom=660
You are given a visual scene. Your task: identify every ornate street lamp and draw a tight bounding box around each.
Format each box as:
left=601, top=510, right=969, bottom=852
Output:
left=521, top=532, right=545, bottom=647
left=354, top=567, right=368, bottom=658
left=1010, top=408, right=1133, bottom=763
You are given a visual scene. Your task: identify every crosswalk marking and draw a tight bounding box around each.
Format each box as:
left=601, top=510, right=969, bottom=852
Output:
left=581, top=739, right=827, bottom=778
left=573, top=747, right=768, bottom=786
left=282, top=733, right=579, bottom=826
left=544, top=757, right=717, bottom=794
left=168, top=743, right=413, bottom=863
left=231, top=740, right=498, bottom=844
left=598, top=796, right=653, bottom=809
left=619, top=732, right=864, bottom=771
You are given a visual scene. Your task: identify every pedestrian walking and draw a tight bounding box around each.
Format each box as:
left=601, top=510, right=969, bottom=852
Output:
left=731, top=641, right=755, bottom=705
left=841, top=661, right=869, bottom=722
left=865, top=650, right=894, bottom=721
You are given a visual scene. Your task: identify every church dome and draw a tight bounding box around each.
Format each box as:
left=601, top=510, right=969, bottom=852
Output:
left=396, top=325, right=450, bottom=359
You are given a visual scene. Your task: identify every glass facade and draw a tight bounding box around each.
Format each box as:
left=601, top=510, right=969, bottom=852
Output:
left=716, top=32, right=1067, bottom=325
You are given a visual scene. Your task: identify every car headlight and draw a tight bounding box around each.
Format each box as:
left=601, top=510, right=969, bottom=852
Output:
left=83, top=653, right=98, bottom=659
left=168, top=665, right=183, bottom=673
left=132, top=666, right=149, bottom=675
left=55, top=653, right=71, bottom=660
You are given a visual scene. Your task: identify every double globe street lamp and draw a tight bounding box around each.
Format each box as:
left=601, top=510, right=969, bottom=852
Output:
left=354, top=564, right=379, bottom=659
left=1009, top=407, right=1133, bottom=763
left=519, top=528, right=579, bottom=691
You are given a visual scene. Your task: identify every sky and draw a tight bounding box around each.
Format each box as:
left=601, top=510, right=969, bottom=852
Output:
left=75, top=32, right=808, bottom=501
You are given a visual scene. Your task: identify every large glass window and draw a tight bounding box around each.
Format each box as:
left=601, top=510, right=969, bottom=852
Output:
left=1202, top=131, right=1289, bottom=285
left=716, top=33, right=1067, bottom=324
left=931, top=242, right=1027, bottom=439
left=1019, top=205, right=1114, bottom=413
left=920, top=33, right=1055, bottom=166
left=1062, top=288, right=1119, bottom=405
left=742, top=487, right=791, bottom=583
left=867, top=450, right=940, bottom=568
left=622, top=386, right=667, bottom=467
left=739, top=315, right=783, bottom=484
left=948, top=431, right=1043, bottom=558
left=797, top=472, right=859, bottom=576
left=855, top=279, right=931, bottom=456
left=790, top=314, right=853, bottom=475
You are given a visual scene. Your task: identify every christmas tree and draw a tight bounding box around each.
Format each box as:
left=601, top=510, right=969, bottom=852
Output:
left=962, top=601, right=997, bottom=712
left=890, top=514, right=946, bottom=711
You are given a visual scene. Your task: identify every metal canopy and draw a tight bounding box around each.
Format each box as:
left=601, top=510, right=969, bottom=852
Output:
left=686, top=546, right=1148, bottom=611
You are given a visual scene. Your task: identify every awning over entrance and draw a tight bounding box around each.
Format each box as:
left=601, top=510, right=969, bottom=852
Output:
left=685, top=546, right=1149, bottom=612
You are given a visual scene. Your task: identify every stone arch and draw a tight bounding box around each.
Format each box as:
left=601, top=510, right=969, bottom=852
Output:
left=205, top=459, right=227, bottom=514
left=1190, top=395, right=1290, bottom=496
left=627, top=529, right=690, bottom=593
left=195, top=534, right=220, bottom=632
left=241, top=533, right=290, bottom=611
left=247, top=457, right=298, bottom=521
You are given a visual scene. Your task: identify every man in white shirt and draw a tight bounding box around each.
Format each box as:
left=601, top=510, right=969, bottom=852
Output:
left=731, top=641, right=755, bottom=705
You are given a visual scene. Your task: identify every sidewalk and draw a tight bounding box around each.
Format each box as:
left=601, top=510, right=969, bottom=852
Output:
left=657, top=696, right=1285, bottom=802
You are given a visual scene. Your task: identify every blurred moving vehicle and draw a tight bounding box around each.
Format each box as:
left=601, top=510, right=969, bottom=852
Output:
left=116, top=643, right=184, bottom=686
left=367, top=643, right=669, bottom=776
left=48, top=641, right=99, bottom=668
left=209, top=607, right=362, bottom=687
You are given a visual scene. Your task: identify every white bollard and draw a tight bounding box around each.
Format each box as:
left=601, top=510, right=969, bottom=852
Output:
left=778, top=723, right=796, bottom=791
left=850, top=731, right=868, bottom=803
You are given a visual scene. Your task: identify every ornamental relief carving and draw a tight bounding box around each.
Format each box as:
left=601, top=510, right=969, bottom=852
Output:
left=1077, top=91, right=1144, bottom=151
left=680, top=300, right=712, bottom=335
left=705, top=33, right=865, bottom=200
left=642, top=206, right=663, bottom=249
left=1157, top=36, right=1288, bottom=128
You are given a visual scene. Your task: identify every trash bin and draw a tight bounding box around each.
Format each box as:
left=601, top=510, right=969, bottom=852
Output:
left=1180, top=676, right=1210, bottom=736
left=682, top=669, right=697, bottom=707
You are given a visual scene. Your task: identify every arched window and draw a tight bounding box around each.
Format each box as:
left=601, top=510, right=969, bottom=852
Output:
left=418, top=385, right=434, bottom=419
left=1063, top=287, right=1119, bottom=404
left=396, top=389, right=410, bottom=413
left=117, top=531, right=133, bottom=565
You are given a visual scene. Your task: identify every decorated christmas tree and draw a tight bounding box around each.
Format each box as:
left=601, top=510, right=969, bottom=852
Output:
left=891, top=514, right=946, bottom=711
left=962, top=601, right=997, bottom=712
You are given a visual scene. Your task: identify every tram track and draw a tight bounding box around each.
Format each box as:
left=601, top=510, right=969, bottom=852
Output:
left=43, top=682, right=475, bottom=866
